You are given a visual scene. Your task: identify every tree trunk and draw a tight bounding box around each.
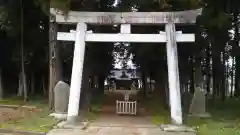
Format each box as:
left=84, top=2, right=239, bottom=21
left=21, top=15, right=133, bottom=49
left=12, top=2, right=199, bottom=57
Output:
left=55, top=43, right=63, bottom=81
left=149, top=74, right=152, bottom=90
left=233, top=7, right=239, bottom=97
left=17, top=73, right=23, bottom=96
left=20, top=0, right=27, bottom=102
left=48, top=19, right=63, bottom=109
left=98, top=74, right=105, bottom=94
left=42, top=77, right=47, bottom=96
left=165, top=83, right=169, bottom=107
left=235, top=56, right=240, bottom=97
left=31, top=73, right=35, bottom=95
left=189, top=56, right=195, bottom=94
left=48, top=15, right=57, bottom=109
left=206, top=44, right=211, bottom=94
left=230, top=59, right=235, bottom=97
left=212, top=55, right=221, bottom=99
left=0, top=68, right=3, bottom=99
left=141, top=71, right=147, bottom=98
left=206, top=76, right=211, bottom=95
left=221, top=51, right=227, bottom=101
left=22, top=71, right=28, bottom=102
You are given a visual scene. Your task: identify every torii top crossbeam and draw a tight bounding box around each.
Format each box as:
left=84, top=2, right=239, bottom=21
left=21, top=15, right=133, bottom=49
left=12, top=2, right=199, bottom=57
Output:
left=50, top=8, right=202, bottom=24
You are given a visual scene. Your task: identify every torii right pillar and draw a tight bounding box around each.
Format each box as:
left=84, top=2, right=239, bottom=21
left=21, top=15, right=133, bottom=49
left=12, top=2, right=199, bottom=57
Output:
left=165, top=22, right=183, bottom=125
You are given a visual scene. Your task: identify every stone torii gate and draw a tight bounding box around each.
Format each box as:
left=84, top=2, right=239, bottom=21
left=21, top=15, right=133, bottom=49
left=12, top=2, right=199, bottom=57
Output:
left=50, top=8, right=202, bottom=125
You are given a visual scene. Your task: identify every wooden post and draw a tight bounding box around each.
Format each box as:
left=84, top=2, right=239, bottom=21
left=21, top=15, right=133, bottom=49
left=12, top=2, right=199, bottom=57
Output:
left=49, top=15, right=57, bottom=109
left=67, top=23, right=87, bottom=123
left=165, top=23, right=183, bottom=125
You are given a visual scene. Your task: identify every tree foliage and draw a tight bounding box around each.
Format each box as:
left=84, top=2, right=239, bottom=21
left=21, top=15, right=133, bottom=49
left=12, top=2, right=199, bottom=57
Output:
left=0, top=0, right=239, bottom=104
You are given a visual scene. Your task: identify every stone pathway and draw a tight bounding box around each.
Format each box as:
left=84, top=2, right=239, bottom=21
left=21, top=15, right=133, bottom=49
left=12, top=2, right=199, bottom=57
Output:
left=90, top=114, right=155, bottom=127
left=47, top=114, right=196, bottom=135
left=48, top=126, right=195, bottom=135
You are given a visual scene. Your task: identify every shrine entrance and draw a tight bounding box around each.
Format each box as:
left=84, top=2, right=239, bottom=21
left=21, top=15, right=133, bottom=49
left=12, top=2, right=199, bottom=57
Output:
left=50, top=8, right=202, bottom=126
left=102, top=69, right=140, bottom=115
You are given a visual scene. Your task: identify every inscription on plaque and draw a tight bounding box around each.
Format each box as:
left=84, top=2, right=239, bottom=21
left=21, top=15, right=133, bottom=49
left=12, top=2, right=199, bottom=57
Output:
left=95, top=13, right=186, bottom=24
left=121, top=13, right=185, bottom=24
left=97, top=15, right=116, bottom=24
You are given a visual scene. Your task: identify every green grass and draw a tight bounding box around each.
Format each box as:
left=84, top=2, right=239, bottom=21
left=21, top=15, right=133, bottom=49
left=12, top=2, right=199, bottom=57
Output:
left=141, top=95, right=240, bottom=135
left=0, top=97, right=25, bottom=105
left=185, top=98, right=240, bottom=135
left=84, top=94, right=106, bottom=121
left=186, top=117, right=240, bottom=135
left=139, top=96, right=170, bottom=124
left=84, top=111, right=99, bottom=121
left=0, top=96, right=59, bottom=132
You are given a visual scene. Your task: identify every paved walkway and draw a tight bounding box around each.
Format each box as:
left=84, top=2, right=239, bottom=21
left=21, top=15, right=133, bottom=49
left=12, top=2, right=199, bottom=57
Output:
left=47, top=114, right=196, bottom=135
left=48, top=126, right=196, bottom=135
left=90, top=114, right=156, bottom=127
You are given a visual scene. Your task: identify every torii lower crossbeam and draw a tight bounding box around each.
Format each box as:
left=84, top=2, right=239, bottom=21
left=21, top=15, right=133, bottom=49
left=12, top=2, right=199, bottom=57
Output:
left=57, top=32, right=194, bottom=43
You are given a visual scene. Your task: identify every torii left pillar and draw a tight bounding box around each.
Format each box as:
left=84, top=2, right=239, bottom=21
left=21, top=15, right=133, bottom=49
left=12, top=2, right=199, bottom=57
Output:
left=67, top=23, right=87, bottom=123
left=165, top=23, right=183, bottom=125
